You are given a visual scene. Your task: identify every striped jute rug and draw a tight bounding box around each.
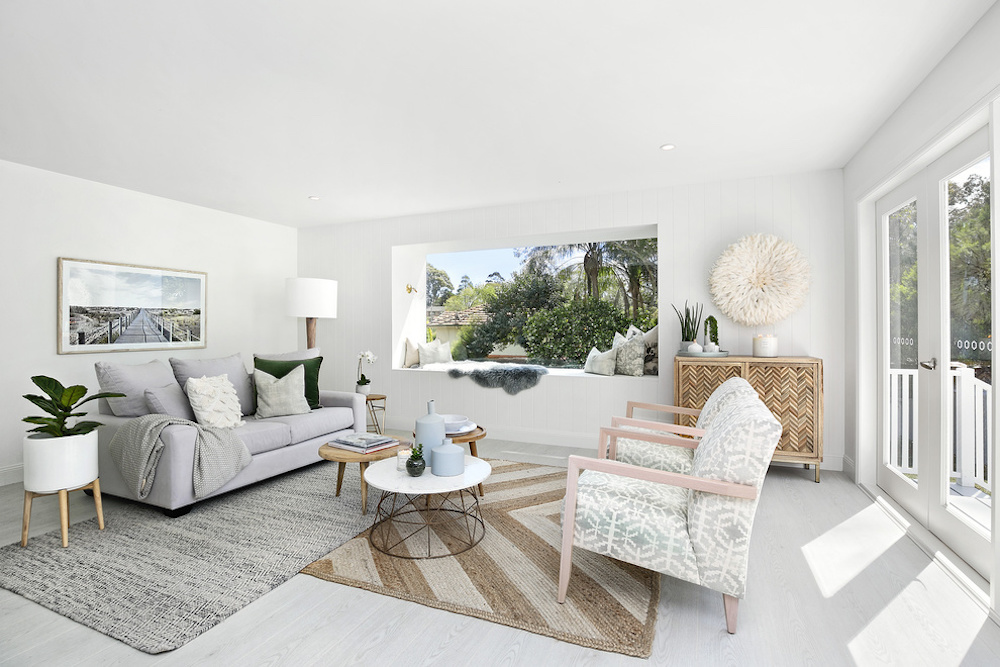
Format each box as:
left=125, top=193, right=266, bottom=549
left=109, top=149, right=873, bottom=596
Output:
left=302, top=460, right=659, bottom=658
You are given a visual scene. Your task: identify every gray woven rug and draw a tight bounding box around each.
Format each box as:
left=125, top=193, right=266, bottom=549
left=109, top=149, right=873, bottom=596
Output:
left=0, top=462, right=371, bottom=654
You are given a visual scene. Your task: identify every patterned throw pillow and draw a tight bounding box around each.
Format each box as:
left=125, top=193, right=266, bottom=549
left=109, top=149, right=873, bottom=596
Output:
left=185, top=375, right=244, bottom=428
left=614, top=334, right=645, bottom=377
left=583, top=347, right=617, bottom=376
left=254, top=366, right=311, bottom=419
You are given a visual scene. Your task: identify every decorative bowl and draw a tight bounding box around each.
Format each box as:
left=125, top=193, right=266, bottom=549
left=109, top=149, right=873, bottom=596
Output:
left=439, top=414, right=468, bottom=432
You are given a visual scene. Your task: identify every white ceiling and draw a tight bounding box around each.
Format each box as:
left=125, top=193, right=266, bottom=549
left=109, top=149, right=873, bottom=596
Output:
left=0, top=1, right=994, bottom=227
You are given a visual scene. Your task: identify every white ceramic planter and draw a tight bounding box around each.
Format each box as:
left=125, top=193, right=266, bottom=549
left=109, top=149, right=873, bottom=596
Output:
left=23, top=431, right=99, bottom=494
left=356, top=384, right=371, bottom=395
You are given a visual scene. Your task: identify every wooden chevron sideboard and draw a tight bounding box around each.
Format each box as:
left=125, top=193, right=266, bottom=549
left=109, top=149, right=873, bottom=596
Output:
left=674, top=356, right=824, bottom=482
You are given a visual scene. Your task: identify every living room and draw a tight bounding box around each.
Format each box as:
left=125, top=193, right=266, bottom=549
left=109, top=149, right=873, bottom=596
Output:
left=3, top=1, right=1000, bottom=664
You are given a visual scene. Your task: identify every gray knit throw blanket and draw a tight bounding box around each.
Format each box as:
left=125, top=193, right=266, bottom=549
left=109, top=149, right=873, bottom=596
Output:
left=447, top=364, right=548, bottom=394
left=110, top=414, right=251, bottom=500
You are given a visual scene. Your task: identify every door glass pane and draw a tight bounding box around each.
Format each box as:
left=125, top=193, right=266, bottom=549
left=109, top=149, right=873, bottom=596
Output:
left=887, top=201, right=919, bottom=486
left=947, top=155, right=992, bottom=532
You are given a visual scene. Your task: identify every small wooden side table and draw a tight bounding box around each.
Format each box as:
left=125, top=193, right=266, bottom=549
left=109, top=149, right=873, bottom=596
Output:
left=365, top=394, right=387, bottom=434
left=318, top=442, right=407, bottom=515
left=21, top=478, right=105, bottom=548
left=449, top=426, right=488, bottom=497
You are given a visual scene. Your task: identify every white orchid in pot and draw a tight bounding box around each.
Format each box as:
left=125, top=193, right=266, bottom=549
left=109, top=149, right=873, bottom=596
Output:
left=356, top=350, right=377, bottom=395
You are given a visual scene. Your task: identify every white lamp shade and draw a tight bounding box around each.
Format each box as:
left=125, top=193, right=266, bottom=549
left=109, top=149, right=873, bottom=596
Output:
left=286, top=278, right=338, bottom=318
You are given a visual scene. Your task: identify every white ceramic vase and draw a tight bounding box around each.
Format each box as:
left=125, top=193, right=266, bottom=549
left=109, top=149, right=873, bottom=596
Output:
left=414, top=400, right=445, bottom=468
left=23, top=431, right=99, bottom=494
left=679, top=340, right=696, bottom=352
left=356, top=384, right=371, bottom=395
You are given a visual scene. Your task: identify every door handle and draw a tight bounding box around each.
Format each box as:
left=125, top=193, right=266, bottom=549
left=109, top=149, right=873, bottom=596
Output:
left=919, top=358, right=937, bottom=371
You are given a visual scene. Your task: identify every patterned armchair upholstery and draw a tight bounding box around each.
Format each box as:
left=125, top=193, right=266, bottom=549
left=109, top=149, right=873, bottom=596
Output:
left=558, top=379, right=781, bottom=633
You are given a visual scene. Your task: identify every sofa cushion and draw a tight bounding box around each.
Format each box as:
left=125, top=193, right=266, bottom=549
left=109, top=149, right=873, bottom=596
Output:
left=253, top=356, right=323, bottom=410
left=171, top=354, right=255, bottom=416
left=185, top=375, right=244, bottom=429
left=144, top=383, right=196, bottom=421
left=614, top=334, right=645, bottom=377
left=234, top=420, right=292, bottom=455
left=95, top=360, right=177, bottom=417
left=254, top=367, right=311, bottom=419
left=265, top=406, right=354, bottom=444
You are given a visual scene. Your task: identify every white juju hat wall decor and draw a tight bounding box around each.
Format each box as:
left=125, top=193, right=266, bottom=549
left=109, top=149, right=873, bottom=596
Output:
left=709, top=233, right=810, bottom=327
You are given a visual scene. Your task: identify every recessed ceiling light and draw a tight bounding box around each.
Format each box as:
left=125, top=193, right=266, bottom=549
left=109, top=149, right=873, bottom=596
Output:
left=659, top=144, right=676, bottom=151
left=308, top=195, right=321, bottom=200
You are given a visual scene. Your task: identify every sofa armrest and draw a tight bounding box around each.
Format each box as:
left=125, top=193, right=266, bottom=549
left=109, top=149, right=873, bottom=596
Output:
left=319, top=390, right=366, bottom=433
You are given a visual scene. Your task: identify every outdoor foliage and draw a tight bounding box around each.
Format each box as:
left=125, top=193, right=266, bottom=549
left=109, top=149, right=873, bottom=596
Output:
left=521, top=299, right=630, bottom=363
left=462, top=272, right=563, bottom=358
left=426, top=263, right=454, bottom=306
left=949, top=173, right=991, bottom=366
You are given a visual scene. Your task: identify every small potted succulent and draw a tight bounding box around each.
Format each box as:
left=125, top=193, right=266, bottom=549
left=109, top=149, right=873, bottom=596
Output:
left=22, top=375, right=123, bottom=494
left=406, top=443, right=426, bottom=477
left=703, top=316, right=720, bottom=352
left=672, top=301, right=704, bottom=352
left=356, top=349, right=376, bottom=395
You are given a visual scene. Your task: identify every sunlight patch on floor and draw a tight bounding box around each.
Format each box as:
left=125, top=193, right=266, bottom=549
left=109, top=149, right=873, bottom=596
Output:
left=847, top=562, right=987, bottom=666
left=802, top=504, right=904, bottom=598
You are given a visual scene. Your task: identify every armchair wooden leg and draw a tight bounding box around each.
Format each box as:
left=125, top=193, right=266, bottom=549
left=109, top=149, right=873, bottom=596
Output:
left=723, top=594, right=739, bottom=634
left=558, top=463, right=582, bottom=604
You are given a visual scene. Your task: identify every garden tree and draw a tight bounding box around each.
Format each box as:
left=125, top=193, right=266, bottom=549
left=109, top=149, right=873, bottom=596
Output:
left=457, top=274, right=473, bottom=292
left=485, top=271, right=505, bottom=283
left=604, top=239, right=658, bottom=320
left=425, top=264, right=454, bottom=306
left=444, top=282, right=498, bottom=311
left=516, top=242, right=606, bottom=297
left=949, top=173, right=991, bottom=364
left=460, top=271, right=563, bottom=358
left=888, top=202, right=918, bottom=369
left=521, top=299, right=630, bottom=363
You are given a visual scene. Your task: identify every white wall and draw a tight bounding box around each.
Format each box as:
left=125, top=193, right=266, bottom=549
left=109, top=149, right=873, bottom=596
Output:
left=0, top=160, right=299, bottom=484
left=300, top=170, right=846, bottom=467
left=844, top=3, right=1000, bottom=482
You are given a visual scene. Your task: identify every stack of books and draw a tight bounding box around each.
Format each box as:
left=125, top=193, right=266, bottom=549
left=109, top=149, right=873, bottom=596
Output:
left=330, top=432, right=400, bottom=454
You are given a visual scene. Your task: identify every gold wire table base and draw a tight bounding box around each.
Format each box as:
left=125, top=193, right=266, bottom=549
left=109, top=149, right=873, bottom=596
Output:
left=369, top=488, right=486, bottom=559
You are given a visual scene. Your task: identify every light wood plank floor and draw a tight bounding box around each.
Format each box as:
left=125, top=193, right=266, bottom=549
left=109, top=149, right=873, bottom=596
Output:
left=3, top=439, right=1000, bottom=666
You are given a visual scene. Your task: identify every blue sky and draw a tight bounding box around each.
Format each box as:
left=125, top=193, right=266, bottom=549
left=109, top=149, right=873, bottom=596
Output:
left=427, top=248, right=523, bottom=286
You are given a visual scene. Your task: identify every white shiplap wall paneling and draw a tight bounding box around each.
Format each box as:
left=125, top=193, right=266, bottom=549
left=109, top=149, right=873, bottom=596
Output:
left=299, top=169, right=845, bottom=468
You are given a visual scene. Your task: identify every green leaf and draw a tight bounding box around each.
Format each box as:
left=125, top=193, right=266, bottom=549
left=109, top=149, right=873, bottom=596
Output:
left=23, top=394, right=62, bottom=416
left=64, top=421, right=104, bottom=436
left=61, top=384, right=88, bottom=408
left=23, top=416, right=58, bottom=426
left=31, top=376, right=67, bottom=404
left=76, top=391, right=126, bottom=406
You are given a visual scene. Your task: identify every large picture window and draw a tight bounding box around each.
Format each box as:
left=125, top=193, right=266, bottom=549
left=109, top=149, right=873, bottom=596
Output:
left=425, top=237, right=657, bottom=368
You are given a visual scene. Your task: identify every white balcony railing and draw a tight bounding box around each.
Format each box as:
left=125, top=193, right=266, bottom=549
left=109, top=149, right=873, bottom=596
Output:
left=887, top=365, right=992, bottom=493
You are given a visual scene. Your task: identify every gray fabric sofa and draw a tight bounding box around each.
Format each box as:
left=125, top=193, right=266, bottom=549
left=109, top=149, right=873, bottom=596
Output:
left=93, top=353, right=365, bottom=516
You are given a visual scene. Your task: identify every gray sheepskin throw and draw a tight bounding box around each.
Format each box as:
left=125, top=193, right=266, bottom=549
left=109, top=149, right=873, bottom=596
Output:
left=448, top=364, right=549, bottom=394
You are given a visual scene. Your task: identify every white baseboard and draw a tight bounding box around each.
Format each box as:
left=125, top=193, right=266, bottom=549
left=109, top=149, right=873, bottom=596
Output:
left=0, top=463, right=23, bottom=488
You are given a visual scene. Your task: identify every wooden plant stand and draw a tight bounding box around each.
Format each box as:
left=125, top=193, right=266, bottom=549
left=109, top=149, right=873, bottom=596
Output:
left=21, top=478, right=105, bottom=547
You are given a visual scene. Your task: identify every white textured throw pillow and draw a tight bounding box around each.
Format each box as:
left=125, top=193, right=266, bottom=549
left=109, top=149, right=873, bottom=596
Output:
left=583, top=347, right=617, bottom=376
left=253, top=366, right=311, bottom=419
left=185, top=375, right=244, bottom=428
left=615, top=334, right=646, bottom=377
left=418, top=339, right=453, bottom=365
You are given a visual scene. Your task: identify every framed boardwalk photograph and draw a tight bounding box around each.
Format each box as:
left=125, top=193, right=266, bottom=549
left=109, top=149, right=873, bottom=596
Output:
left=58, top=258, right=207, bottom=354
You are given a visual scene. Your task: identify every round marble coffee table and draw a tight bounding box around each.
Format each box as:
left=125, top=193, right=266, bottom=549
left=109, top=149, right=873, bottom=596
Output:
left=363, top=455, right=491, bottom=559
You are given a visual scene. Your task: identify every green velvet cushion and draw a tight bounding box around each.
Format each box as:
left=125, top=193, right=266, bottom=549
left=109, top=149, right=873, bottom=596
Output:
left=252, top=356, right=323, bottom=410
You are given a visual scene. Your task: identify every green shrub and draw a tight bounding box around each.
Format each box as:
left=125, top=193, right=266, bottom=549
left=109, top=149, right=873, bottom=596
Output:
left=522, top=299, right=630, bottom=364
left=462, top=272, right=564, bottom=358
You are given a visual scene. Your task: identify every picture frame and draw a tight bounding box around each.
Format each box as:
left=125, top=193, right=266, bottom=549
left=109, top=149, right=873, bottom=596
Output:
left=57, top=258, right=207, bottom=354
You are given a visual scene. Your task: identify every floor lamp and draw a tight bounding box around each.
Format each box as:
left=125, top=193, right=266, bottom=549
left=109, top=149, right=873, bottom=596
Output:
left=286, top=278, right=338, bottom=349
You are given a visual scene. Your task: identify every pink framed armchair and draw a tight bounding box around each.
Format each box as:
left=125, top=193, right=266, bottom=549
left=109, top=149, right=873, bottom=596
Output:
left=557, top=380, right=781, bottom=633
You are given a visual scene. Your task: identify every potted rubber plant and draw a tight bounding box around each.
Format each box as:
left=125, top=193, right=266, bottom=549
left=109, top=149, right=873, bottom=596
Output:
left=22, top=375, right=123, bottom=494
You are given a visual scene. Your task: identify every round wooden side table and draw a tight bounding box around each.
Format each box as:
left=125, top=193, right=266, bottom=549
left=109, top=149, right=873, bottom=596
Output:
left=318, top=441, right=407, bottom=515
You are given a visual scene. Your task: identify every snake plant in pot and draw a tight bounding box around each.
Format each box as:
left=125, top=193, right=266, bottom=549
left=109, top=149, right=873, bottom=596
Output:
left=672, top=301, right=704, bottom=352
left=22, top=375, right=123, bottom=494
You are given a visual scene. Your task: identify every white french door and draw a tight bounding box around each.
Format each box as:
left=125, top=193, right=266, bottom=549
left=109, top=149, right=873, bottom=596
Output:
left=877, top=127, right=993, bottom=578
